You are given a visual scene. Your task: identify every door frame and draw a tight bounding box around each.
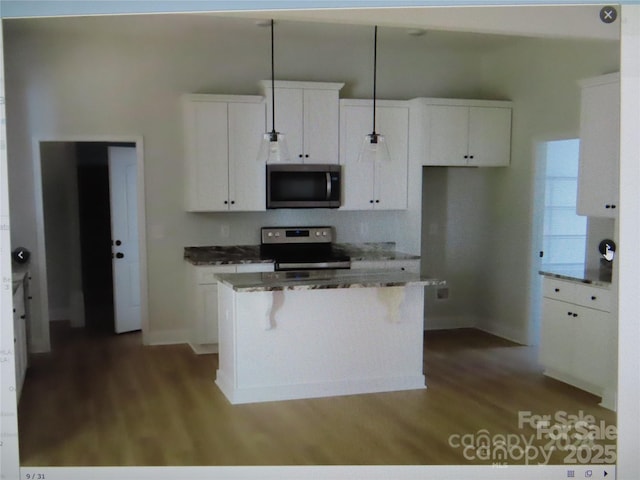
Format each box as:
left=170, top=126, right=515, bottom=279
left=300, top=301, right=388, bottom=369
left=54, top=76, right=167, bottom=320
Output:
left=528, top=133, right=578, bottom=348
left=32, top=135, right=148, bottom=351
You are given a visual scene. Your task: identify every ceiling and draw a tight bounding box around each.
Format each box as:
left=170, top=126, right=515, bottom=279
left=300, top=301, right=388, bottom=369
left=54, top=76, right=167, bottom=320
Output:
left=5, top=4, right=619, bottom=59
left=200, top=4, right=620, bottom=41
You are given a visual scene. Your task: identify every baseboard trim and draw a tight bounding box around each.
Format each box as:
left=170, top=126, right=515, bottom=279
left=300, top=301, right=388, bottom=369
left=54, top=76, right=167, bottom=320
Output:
left=215, top=370, right=426, bottom=405
left=189, top=342, right=218, bottom=355
left=475, top=322, right=528, bottom=345
left=424, top=314, right=477, bottom=331
left=144, top=329, right=190, bottom=346
left=48, top=307, right=70, bottom=322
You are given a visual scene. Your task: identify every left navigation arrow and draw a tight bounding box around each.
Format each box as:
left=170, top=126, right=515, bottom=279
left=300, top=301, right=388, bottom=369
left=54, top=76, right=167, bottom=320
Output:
left=12, top=247, right=31, bottom=265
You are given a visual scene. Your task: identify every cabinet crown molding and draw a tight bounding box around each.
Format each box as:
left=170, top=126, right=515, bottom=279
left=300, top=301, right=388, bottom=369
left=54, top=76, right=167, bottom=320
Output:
left=409, top=97, right=512, bottom=108
left=182, top=93, right=265, bottom=104
left=259, top=80, right=345, bottom=91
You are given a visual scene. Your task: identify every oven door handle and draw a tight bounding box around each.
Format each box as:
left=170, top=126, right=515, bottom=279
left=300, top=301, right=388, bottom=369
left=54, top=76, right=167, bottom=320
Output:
left=326, top=172, right=332, bottom=200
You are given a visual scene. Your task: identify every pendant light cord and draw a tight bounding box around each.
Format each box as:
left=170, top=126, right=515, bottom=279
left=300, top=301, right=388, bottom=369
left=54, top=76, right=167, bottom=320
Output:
left=270, top=19, right=277, bottom=140
left=372, top=25, right=378, bottom=137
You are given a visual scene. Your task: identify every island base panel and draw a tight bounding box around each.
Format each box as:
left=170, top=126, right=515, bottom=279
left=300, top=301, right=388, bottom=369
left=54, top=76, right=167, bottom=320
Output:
left=216, top=284, right=426, bottom=404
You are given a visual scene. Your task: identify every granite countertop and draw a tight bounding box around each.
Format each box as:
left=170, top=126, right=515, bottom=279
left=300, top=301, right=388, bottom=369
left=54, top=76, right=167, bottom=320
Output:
left=216, top=269, right=445, bottom=292
left=184, top=242, right=420, bottom=266
left=332, top=242, right=420, bottom=262
left=184, top=245, right=271, bottom=266
left=539, top=268, right=612, bottom=287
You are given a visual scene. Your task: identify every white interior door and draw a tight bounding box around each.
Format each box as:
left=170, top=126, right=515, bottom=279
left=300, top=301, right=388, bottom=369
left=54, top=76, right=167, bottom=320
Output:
left=108, top=146, right=141, bottom=333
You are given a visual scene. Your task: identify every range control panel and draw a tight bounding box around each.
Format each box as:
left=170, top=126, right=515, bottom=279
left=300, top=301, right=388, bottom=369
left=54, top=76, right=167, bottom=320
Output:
left=261, top=226, right=334, bottom=245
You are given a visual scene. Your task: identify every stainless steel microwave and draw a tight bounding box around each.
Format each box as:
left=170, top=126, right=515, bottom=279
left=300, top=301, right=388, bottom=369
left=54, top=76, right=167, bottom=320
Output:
left=266, top=164, right=341, bottom=209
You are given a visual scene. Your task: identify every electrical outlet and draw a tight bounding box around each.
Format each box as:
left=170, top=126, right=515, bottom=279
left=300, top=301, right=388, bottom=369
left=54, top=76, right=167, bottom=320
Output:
left=436, top=287, right=449, bottom=300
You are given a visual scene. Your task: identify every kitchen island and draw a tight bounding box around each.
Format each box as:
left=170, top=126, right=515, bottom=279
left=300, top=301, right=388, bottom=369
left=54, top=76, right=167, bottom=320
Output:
left=214, top=269, right=445, bottom=404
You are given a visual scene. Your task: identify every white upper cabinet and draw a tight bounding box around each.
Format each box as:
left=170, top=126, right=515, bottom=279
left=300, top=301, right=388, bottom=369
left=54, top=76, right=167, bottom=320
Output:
left=183, top=95, right=266, bottom=212
left=339, top=100, right=409, bottom=210
left=576, top=73, right=620, bottom=218
left=260, top=80, right=344, bottom=164
left=415, top=99, right=512, bottom=167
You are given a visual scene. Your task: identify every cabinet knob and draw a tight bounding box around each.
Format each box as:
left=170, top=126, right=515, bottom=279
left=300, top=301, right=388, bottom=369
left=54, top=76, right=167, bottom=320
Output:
left=305, top=154, right=309, bottom=158
left=611, top=205, right=617, bottom=209
left=554, top=288, right=560, bottom=292
left=469, top=155, right=474, bottom=159
left=375, top=199, right=380, bottom=203
left=224, top=200, right=228, bottom=205
left=591, top=296, right=597, bottom=300
left=230, top=200, right=235, bottom=205
left=464, top=155, right=468, bottom=159
left=370, top=200, right=374, bottom=204
left=573, top=313, right=578, bottom=317
left=298, top=154, right=303, bottom=158
left=567, top=311, right=573, bottom=316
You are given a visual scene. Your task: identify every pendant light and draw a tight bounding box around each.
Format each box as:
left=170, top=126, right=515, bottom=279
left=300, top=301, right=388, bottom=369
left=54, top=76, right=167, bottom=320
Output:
left=358, top=25, right=391, bottom=164
left=258, top=19, right=290, bottom=163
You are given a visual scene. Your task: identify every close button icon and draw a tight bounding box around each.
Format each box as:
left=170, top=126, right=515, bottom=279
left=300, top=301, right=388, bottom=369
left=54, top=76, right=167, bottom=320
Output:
left=600, top=6, right=617, bottom=24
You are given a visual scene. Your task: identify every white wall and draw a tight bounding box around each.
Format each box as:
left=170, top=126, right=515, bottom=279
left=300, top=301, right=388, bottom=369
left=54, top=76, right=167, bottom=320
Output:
left=39, top=142, right=85, bottom=330
left=421, top=167, right=494, bottom=330
left=3, top=15, right=619, bottom=346
left=477, top=38, right=619, bottom=344
left=3, top=15, right=488, bottom=344
left=419, top=38, right=618, bottom=343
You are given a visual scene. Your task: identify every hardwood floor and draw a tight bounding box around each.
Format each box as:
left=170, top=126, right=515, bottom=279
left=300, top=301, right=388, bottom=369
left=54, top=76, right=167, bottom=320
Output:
left=18, top=323, right=617, bottom=466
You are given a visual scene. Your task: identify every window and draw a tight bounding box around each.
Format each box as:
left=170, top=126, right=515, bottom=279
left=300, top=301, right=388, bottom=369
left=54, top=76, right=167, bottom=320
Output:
left=541, top=139, right=587, bottom=276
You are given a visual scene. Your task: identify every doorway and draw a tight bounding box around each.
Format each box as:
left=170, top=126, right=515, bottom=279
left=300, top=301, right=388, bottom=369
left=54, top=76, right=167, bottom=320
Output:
left=530, top=138, right=587, bottom=346
left=76, top=142, right=136, bottom=332
left=35, top=138, right=147, bottom=351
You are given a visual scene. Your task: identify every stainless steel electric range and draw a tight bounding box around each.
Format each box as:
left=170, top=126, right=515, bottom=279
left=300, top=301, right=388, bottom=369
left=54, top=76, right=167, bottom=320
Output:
left=260, top=226, right=351, bottom=271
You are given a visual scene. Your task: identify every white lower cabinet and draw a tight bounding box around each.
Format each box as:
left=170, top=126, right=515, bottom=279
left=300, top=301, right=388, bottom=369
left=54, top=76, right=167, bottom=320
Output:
left=539, top=277, right=616, bottom=408
left=187, top=263, right=274, bottom=354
